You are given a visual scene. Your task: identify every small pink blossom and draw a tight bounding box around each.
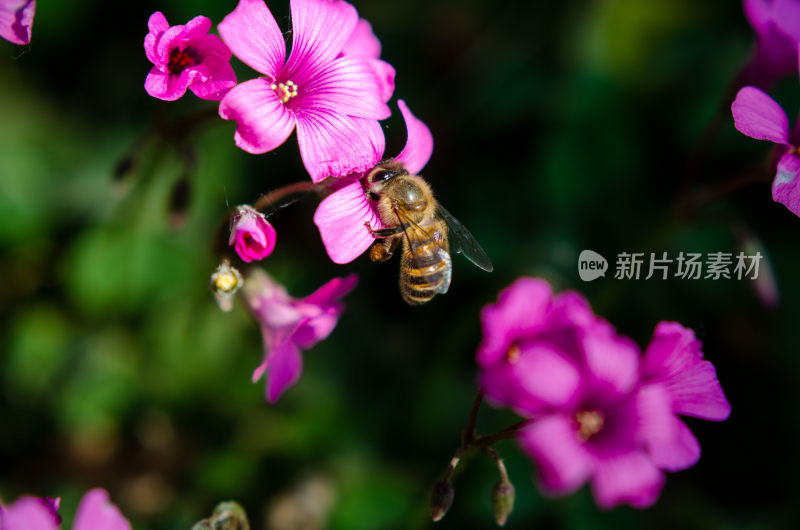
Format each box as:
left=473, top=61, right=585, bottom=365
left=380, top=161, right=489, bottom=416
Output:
left=0, top=488, right=130, bottom=530
left=313, top=100, right=434, bottom=263
left=732, top=86, right=800, bottom=217
left=741, top=0, right=800, bottom=88
left=477, top=278, right=731, bottom=509
left=243, top=270, right=357, bottom=403
left=229, top=205, right=277, bottom=262
left=217, top=0, right=394, bottom=182
left=144, top=12, right=237, bottom=101
left=0, top=0, right=34, bottom=45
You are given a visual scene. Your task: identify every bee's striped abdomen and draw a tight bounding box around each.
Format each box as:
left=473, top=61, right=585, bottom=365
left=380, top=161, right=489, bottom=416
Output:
left=399, top=240, right=452, bottom=305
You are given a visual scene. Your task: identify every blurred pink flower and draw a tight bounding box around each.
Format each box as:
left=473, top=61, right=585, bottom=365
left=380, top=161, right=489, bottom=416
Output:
left=0, top=489, right=129, bottom=530
left=477, top=278, right=731, bottom=509
left=243, top=270, right=357, bottom=403
left=217, top=0, right=394, bottom=182
left=0, top=0, right=34, bottom=45
left=313, top=100, right=434, bottom=263
left=144, top=12, right=237, bottom=101
left=732, top=86, right=800, bottom=217
left=229, top=205, right=277, bottom=262
left=741, top=0, right=800, bottom=87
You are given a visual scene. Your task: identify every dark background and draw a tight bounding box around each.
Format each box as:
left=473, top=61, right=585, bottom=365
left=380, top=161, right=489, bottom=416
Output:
left=1, top=0, right=798, bottom=528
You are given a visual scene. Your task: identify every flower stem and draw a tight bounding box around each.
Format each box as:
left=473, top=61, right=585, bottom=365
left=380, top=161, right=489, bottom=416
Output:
left=462, top=390, right=484, bottom=445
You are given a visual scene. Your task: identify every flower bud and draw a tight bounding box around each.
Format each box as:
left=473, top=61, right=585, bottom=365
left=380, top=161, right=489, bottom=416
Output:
left=491, top=481, right=515, bottom=527
left=210, top=260, right=244, bottom=312
left=430, top=480, right=454, bottom=522
left=229, top=205, right=276, bottom=262
left=211, top=501, right=250, bottom=529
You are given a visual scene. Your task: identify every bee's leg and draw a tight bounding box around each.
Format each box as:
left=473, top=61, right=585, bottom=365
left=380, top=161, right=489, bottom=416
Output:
left=364, top=222, right=409, bottom=238
left=369, top=237, right=400, bottom=262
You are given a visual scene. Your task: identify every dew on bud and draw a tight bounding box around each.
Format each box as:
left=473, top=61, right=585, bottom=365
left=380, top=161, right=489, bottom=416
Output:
left=210, top=260, right=243, bottom=312
left=430, top=480, right=454, bottom=522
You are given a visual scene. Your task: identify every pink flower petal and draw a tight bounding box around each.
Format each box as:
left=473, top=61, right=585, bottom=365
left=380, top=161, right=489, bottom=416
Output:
left=293, top=56, right=391, bottom=120
left=180, top=15, right=212, bottom=39
left=144, top=12, right=168, bottom=64
left=295, top=111, right=385, bottom=182
left=155, top=24, right=185, bottom=60
left=340, top=18, right=381, bottom=58
left=294, top=308, right=341, bottom=349
left=73, top=488, right=131, bottom=530
left=219, top=78, right=297, bottom=154
left=643, top=322, right=731, bottom=421
left=511, top=345, right=582, bottom=410
left=477, top=277, right=553, bottom=366
left=185, top=35, right=237, bottom=100
left=394, top=100, right=434, bottom=174
left=284, top=0, right=358, bottom=78
left=0, top=496, right=59, bottom=530
left=147, top=11, right=169, bottom=35
left=313, top=180, right=386, bottom=263
left=144, top=69, right=183, bottom=101
left=636, top=383, right=700, bottom=471
left=0, top=0, right=35, bottom=45
left=773, top=151, right=800, bottom=217
left=668, top=360, right=731, bottom=421
left=519, top=415, right=593, bottom=495
left=368, top=59, right=396, bottom=103
left=732, top=86, right=790, bottom=144
left=303, top=273, right=359, bottom=307
left=590, top=451, right=664, bottom=509
left=266, top=340, right=303, bottom=403
left=581, top=330, right=640, bottom=401
left=218, top=0, right=286, bottom=78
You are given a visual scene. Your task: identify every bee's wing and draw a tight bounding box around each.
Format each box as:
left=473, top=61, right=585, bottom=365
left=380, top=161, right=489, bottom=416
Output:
left=393, top=207, right=452, bottom=294
left=436, top=205, right=493, bottom=272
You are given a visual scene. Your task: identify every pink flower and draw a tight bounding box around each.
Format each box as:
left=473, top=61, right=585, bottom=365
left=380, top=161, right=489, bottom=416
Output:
left=0, top=488, right=130, bottom=530
left=741, top=0, right=800, bottom=88
left=313, top=100, right=434, bottom=263
left=0, top=0, right=34, bottom=45
left=217, top=0, right=394, bottom=182
left=476, top=278, right=731, bottom=509
left=243, top=270, right=357, bottom=403
left=732, top=86, right=800, bottom=217
left=144, top=12, right=237, bottom=101
left=229, top=205, right=277, bottom=262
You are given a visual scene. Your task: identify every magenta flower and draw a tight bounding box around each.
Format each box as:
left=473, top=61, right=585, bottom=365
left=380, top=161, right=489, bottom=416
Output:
left=0, top=0, right=34, bottom=45
left=217, top=0, right=394, bottom=182
left=313, top=100, right=434, bottom=263
left=243, top=269, right=357, bottom=403
left=229, top=205, right=277, bottom=262
left=732, top=86, right=800, bottom=217
left=742, top=0, right=800, bottom=87
left=144, top=12, right=237, bottom=101
left=0, top=489, right=130, bottom=530
left=476, top=278, right=731, bottom=509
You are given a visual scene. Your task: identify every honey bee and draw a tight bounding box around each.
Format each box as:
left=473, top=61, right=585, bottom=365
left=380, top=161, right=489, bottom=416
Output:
left=363, top=161, right=493, bottom=305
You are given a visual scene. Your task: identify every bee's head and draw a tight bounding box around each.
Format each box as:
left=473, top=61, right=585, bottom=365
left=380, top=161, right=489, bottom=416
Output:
left=363, top=162, right=407, bottom=195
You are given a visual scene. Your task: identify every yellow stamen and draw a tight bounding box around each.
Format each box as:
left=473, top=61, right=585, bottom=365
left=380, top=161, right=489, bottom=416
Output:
left=575, top=410, right=604, bottom=441
left=506, top=345, right=521, bottom=364
left=270, top=80, right=298, bottom=104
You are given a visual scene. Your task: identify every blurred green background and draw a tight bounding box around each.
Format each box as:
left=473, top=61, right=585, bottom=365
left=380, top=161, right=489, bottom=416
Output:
left=1, top=0, right=799, bottom=528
